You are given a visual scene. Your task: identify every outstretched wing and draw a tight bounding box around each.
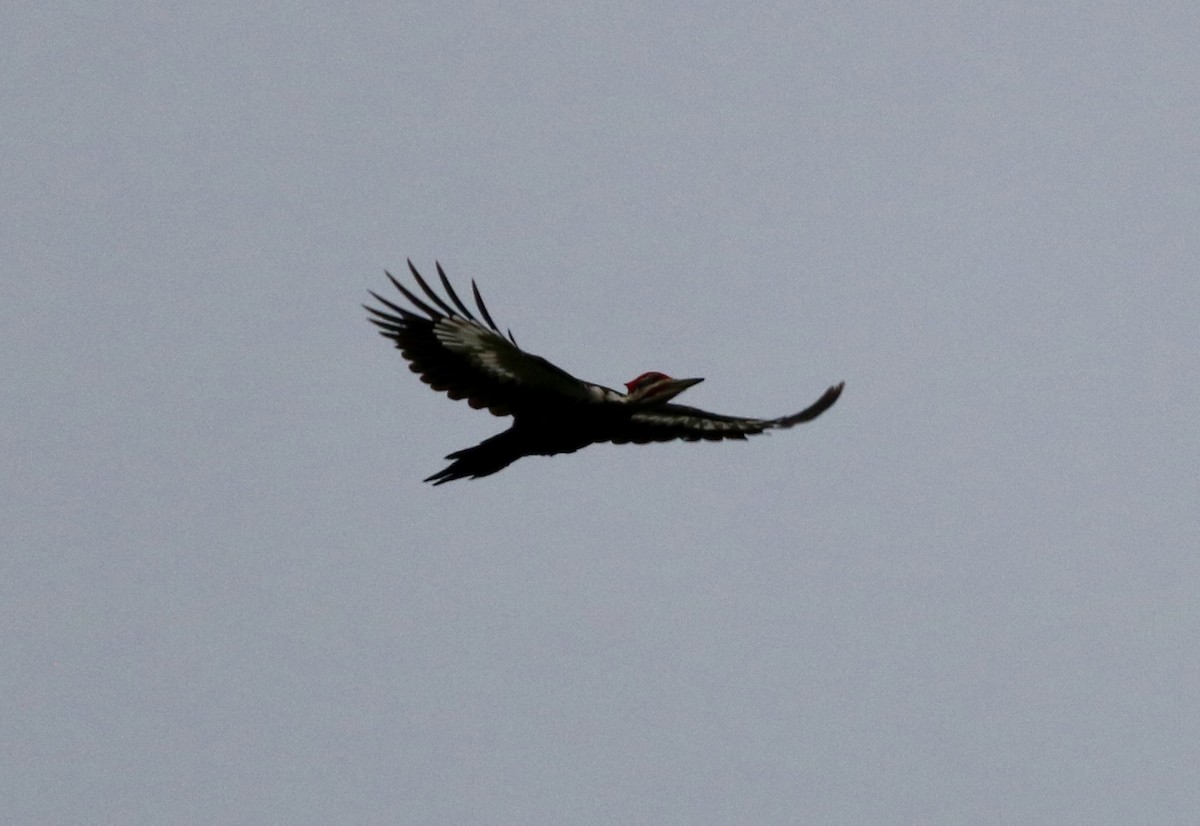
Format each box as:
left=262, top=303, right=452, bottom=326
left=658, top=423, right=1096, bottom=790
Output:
left=365, top=261, right=594, bottom=416
left=610, top=382, right=844, bottom=444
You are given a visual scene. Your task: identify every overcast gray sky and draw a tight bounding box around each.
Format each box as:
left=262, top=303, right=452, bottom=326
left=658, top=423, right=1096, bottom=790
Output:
left=4, top=2, right=1198, bottom=823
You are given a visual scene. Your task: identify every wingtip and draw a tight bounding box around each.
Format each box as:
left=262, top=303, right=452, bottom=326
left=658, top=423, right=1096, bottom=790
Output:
left=436, top=264, right=477, bottom=320
left=471, top=278, right=503, bottom=333
left=384, top=269, right=406, bottom=293
left=819, top=381, right=846, bottom=408
left=776, top=380, right=846, bottom=427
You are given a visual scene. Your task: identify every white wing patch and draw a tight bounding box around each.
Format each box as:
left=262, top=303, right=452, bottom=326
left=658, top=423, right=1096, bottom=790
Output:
left=433, top=317, right=517, bottom=380
left=631, top=411, right=770, bottom=433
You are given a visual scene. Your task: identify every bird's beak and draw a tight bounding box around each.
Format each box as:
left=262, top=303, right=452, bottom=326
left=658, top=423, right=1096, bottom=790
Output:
left=659, top=377, right=704, bottom=401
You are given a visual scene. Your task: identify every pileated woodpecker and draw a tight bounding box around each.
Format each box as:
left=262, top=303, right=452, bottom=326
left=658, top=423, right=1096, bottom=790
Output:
left=366, top=262, right=844, bottom=484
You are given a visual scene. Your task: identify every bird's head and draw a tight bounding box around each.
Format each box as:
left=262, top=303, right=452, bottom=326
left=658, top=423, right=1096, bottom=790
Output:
left=623, top=371, right=704, bottom=405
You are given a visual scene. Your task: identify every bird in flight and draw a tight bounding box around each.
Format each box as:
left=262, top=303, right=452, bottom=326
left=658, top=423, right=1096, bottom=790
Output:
left=366, top=262, right=844, bottom=485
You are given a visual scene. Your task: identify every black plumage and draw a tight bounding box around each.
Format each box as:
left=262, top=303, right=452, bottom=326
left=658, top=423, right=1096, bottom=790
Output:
left=366, top=262, right=844, bottom=484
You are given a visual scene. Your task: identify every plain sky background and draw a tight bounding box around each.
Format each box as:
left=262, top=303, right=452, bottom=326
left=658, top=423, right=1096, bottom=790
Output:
left=4, top=2, right=1198, bottom=823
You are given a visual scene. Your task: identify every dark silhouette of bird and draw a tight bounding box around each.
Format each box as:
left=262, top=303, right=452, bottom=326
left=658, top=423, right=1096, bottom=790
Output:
left=365, top=261, right=844, bottom=484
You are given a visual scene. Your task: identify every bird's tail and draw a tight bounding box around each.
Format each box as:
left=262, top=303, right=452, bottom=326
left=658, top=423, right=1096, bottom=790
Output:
left=424, top=429, right=523, bottom=485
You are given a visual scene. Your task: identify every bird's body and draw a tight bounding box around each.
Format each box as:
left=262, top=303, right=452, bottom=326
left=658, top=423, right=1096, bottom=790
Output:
left=366, top=262, right=844, bottom=484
